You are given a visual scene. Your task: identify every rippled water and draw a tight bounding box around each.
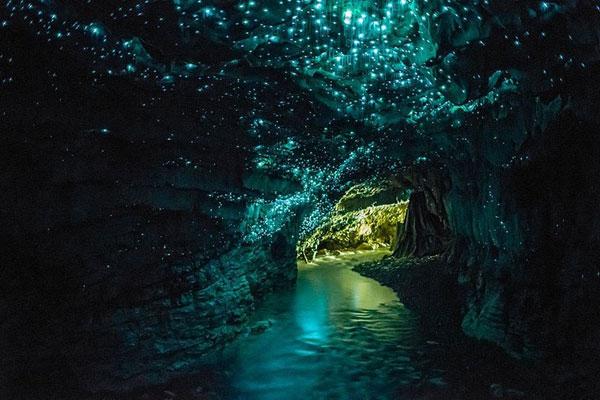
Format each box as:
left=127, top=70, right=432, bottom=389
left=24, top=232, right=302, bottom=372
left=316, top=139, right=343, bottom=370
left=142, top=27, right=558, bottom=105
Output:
left=222, top=250, right=448, bottom=400
left=105, top=250, right=532, bottom=400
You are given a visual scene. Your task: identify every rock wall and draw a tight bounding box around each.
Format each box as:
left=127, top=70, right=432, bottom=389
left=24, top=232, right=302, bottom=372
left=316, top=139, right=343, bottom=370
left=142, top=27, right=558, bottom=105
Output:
left=392, top=165, right=452, bottom=258
left=392, top=102, right=600, bottom=360
left=0, top=124, right=301, bottom=394
left=448, top=108, right=600, bottom=359
left=297, top=182, right=409, bottom=259
left=377, top=0, right=600, bottom=360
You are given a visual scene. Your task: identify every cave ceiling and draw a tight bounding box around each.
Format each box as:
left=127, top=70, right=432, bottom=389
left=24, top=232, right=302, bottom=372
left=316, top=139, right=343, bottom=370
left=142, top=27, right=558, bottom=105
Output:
left=6, top=0, right=593, bottom=126
left=3, top=0, right=598, bottom=239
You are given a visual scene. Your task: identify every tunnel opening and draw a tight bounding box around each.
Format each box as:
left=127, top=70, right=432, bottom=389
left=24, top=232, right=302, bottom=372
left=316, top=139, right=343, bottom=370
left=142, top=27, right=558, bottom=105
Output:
left=297, top=163, right=452, bottom=264
left=297, top=180, right=410, bottom=262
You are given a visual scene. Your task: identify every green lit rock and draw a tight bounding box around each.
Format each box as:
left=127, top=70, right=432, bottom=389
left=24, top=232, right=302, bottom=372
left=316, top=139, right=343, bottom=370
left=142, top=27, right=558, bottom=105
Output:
left=298, top=182, right=409, bottom=259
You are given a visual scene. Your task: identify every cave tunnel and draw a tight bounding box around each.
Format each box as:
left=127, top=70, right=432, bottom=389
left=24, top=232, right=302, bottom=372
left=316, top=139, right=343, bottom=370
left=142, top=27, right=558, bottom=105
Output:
left=297, top=179, right=411, bottom=261
left=297, top=166, right=451, bottom=262
left=2, top=1, right=600, bottom=399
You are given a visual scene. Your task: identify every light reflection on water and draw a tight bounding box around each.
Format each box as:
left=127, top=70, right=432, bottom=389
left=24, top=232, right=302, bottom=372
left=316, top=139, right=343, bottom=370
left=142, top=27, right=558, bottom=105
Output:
left=97, top=251, right=534, bottom=400
left=225, top=250, right=444, bottom=400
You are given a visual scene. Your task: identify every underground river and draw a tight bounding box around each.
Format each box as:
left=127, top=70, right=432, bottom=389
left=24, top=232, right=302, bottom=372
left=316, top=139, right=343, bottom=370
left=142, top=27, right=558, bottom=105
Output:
left=229, top=250, right=431, bottom=399
left=102, top=250, right=538, bottom=400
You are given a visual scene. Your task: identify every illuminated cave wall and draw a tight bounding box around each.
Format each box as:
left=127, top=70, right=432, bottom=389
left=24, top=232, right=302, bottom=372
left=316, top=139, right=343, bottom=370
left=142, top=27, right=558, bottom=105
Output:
left=2, top=0, right=600, bottom=391
left=298, top=182, right=409, bottom=259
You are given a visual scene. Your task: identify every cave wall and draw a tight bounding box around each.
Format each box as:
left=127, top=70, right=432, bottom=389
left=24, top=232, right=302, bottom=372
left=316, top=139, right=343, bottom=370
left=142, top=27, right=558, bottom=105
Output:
left=298, top=182, right=409, bottom=258
left=392, top=165, right=452, bottom=258
left=0, top=123, right=303, bottom=392
left=0, top=16, right=375, bottom=392
left=447, top=107, right=600, bottom=359
left=393, top=99, right=600, bottom=359
left=0, top=27, right=314, bottom=395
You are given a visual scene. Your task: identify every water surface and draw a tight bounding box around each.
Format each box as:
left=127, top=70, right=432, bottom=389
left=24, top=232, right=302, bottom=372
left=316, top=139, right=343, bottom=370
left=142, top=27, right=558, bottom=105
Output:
left=113, top=251, right=531, bottom=400
left=224, top=250, right=446, bottom=399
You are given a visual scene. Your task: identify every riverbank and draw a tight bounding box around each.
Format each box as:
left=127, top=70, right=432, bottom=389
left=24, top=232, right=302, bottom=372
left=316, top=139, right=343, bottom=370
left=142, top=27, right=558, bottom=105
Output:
left=353, top=255, right=463, bottom=333
left=352, top=254, right=600, bottom=400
